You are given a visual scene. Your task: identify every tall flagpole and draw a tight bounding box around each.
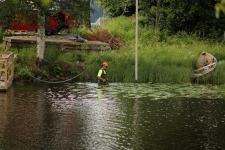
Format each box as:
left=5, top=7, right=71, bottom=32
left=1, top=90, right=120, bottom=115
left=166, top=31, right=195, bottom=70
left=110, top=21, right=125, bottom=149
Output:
left=135, top=0, right=138, bottom=81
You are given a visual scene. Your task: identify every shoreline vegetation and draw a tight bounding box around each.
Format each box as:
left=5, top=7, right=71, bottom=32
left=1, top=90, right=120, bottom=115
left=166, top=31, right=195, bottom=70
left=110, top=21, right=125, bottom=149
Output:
left=1, top=16, right=225, bottom=84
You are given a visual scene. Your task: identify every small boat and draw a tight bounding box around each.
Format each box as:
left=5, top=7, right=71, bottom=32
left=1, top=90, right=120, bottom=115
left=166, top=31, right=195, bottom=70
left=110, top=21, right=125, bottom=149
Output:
left=193, top=51, right=217, bottom=77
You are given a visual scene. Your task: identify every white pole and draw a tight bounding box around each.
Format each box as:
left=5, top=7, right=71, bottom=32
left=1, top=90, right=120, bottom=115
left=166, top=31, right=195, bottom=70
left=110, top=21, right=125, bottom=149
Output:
left=135, top=0, right=138, bottom=81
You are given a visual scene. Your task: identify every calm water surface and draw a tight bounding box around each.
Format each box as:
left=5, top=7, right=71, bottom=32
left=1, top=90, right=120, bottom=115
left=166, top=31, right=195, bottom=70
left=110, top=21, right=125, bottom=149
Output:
left=0, top=81, right=225, bottom=150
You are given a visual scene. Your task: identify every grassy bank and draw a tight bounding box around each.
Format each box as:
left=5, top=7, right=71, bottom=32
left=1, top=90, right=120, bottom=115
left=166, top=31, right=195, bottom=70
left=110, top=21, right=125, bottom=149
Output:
left=87, top=42, right=225, bottom=84
left=1, top=16, right=225, bottom=84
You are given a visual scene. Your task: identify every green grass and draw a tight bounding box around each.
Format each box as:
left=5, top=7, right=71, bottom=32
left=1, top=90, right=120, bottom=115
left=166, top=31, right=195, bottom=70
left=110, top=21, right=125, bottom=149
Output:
left=1, top=16, right=225, bottom=84
left=79, top=16, right=225, bottom=84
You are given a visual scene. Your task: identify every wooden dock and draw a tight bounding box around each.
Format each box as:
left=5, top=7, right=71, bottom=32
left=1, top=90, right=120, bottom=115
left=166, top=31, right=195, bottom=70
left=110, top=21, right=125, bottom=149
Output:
left=2, top=34, right=111, bottom=52
left=0, top=52, right=14, bottom=92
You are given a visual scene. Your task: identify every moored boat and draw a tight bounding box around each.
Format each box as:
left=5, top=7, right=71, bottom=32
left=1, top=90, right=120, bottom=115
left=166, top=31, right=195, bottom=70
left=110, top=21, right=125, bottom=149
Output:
left=193, top=51, right=217, bottom=77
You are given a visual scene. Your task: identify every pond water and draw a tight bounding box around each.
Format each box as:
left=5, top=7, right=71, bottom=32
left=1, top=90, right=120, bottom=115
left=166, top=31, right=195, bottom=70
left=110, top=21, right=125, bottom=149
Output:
left=0, top=81, right=225, bottom=149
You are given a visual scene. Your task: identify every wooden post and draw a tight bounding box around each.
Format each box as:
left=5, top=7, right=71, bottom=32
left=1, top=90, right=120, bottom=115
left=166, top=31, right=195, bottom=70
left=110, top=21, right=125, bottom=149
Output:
left=37, top=9, right=46, bottom=65
left=135, top=0, right=138, bottom=81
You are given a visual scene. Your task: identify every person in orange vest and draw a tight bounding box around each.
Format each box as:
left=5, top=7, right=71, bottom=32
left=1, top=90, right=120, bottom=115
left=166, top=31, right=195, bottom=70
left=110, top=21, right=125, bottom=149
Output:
left=97, top=62, right=108, bottom=86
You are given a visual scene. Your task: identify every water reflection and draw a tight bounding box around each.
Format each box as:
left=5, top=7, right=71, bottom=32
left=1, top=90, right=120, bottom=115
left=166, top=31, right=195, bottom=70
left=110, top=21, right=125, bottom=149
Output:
left=0, top=82, right=224, bottom=149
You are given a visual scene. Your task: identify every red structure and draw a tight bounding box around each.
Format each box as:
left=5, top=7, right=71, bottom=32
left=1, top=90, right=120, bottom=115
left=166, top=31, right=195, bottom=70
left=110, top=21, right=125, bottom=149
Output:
left=0, top=11, right=78, bottom=35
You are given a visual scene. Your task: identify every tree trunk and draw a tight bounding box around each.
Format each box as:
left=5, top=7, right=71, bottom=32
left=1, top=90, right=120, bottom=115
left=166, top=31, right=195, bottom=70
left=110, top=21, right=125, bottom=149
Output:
left=36, top=10, right=46, bottom=67
left=155, top=0, right=161, bottom=30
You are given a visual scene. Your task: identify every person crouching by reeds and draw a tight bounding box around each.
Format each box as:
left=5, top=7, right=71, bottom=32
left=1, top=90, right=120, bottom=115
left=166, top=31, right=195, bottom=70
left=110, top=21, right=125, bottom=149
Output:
left=97, top=62, right=108, bottom=86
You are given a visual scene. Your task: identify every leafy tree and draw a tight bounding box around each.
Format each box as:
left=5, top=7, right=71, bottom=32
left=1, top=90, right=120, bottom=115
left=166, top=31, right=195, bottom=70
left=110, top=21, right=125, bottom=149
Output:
left=215, top=0, right=225, bottom=18
left=97, top=0, right=162, bottom=29
left=98, top=0, right=225, bottom=39
left=169, top=0, right=223, bottom=39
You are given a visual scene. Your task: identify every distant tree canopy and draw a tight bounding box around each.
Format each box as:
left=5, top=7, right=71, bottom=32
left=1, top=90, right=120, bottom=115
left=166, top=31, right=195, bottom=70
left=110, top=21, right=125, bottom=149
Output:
left=98, top=0, right=225, bottom=39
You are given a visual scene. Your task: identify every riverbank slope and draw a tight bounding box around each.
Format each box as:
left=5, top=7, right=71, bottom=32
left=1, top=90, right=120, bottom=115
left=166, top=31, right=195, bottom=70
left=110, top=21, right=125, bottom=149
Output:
left=1, top=16, right=225, bottom=84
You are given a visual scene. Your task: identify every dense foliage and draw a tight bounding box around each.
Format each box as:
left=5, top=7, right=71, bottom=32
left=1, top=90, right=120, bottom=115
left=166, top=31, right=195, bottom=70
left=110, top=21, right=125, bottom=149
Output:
left=1, top=0, right=225, bottom=39
left=97, top=0, right=225, bottom=39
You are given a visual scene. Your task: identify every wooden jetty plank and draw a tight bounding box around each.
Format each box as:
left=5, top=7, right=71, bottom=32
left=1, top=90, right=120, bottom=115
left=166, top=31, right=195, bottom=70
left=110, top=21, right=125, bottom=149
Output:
left=3, top=35, right=110, bottom=51
left=3, top=36, right=36, bottom=43
left=5, top=42, right=109, bottom=50
left=0, top=52, right=14, bottom=91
